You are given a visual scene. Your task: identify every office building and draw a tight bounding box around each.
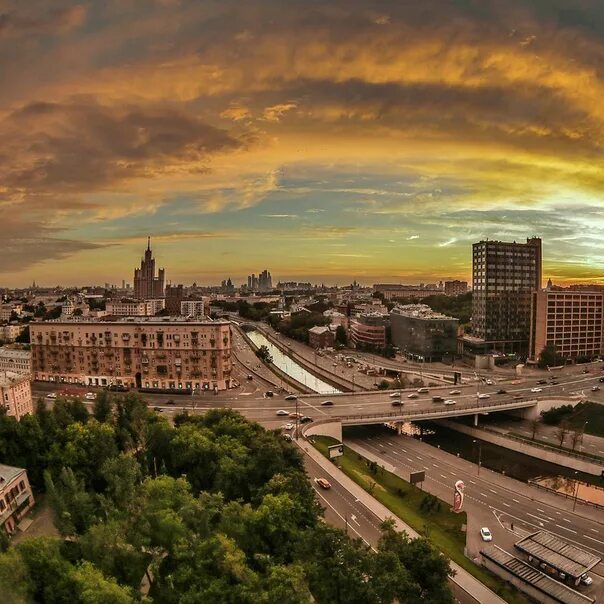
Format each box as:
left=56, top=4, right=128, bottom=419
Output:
left=391, top=304, right=458, bottom=361
left=133, top=238, right=165, bottom=299
left=165, top=284, right=184, bottom=315
left=0, top=464, right=34, bottom=536
left=444, top=280, right=468, bottom=296
left=247, top=270, right=272, bottom=291
left=0, top=348, right=31, bottom=375
left=471, top=237, right=542, bottom=354
left=30, top=317, right=233, bottom=392
left=106, top=299, right=165, bottom=317
left=0, top=371, right=33, bottom=420
left=530, top=290, right=604, bottom=362
left=350, top=313, right=389, bottom=350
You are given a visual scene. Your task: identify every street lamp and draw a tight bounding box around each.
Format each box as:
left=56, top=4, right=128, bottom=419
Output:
left=580, top=421, right=589, bottom=452
left=573, top=471, right=580, bottom=511
left=473, top=439, right=482, bottom=476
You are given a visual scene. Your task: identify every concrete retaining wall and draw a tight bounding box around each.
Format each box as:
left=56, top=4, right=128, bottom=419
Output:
left=302, top=418, right=343, bottom=442
left=436, top=419, right=603, bottom=476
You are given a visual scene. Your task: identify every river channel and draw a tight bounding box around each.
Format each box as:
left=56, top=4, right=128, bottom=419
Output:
left=247, top=331, right=341, bottom=395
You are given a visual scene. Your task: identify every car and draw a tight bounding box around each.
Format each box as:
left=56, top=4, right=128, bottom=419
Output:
left=432, top=396, right=445, bottom=403
left=537, top=380, right=547, bottom=385
left=449, top=390, right=461, bottom=395
left=480, top=527, right=493, bottom=542
left=599, top=377, right=604, bottom=382
left=391, top=400, right=402, bottom=406
left=289, top=412, right=303, bottom=419
left=265, top=391, right=274, bottom=397
left=315, top=478, right=331, bottom=489
left=153, top=406, right=163, bottom=413
left=592, top=386, right=600, bottom=392
left=477, top=393, right=490, bottom=399
left=300, top=416, right=313, bottom=424
left=417, top=388, right=429, bottom=393
left=284, top=423, right=294, bottom=430
left=166, top=399, right=175, bottom=405
left=283, top=434, right=292, bottom=442
left=583, top=368, right=590, bottom=374
left=46, top=392, right=57, bottom=399
left=408, top=393, right=419, bottom=399
left=390, top=392, right=401, bottom=398
left=247, top=374, right=253, bottom=380
left=531, top=387, right=543, bottom=393
left=485, top=379, right=494, bottom=385
left=84, top=392, right=96, bottom=400
left=444, top=399, right=456, bottom=406
left=497, top=389, right=507, bottom=395
left=276, top=409, right=289, bottom=416
left=285, top=394, right=298, bottom=401
left=551, top=380, right=559, bottom=385
left=580, top=574, right=593, bottom=586
left=321, top=400, right=334, bottom=406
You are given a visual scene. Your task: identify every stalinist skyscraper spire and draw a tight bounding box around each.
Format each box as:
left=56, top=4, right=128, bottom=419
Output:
left=133, top=237, right=165, bottom=299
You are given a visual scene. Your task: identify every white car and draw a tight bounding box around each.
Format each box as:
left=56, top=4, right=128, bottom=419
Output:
left=580, top=574, right=593, bottom=586
left=444, top=399, right=456, bottom=406
left=390, top=392, right=401, bottom=398
left=276, top=410, right=289, bottom=416
left=283, top=423, right=294, bottom=430
left=485, top=379, right=494, bottom=385
left=449, top=390, right=461, bottom=395
left=480, top=527, right=493, bottom=542
left=531, top=387, right=543, bottom=393
left=46, top=392, right=57, bottom=399
left=417, top=388, right=429, bottom=393
left=407, top=393, right=419, bottom=399
left=84, top=392, right=96, bottom=400
left=477, top=393, right=490, bottom=399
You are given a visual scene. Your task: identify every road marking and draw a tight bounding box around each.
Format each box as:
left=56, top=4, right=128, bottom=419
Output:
left=441, top=474, right=448, bottom=479
left=407, top=458, right=414, bottom=462
left=512, top=499, right=520, bottom=504
left=489, top=489, right=497, bottom=494
left=526, top=513, right=549, bottom=523
left=537, top=509, right=545, bottom=513
left=590, top=528, right=599, bottom=533
left=432, top=463, right=438, bottom=467
left=584, top=535, right=604, bottom=545
left=480, top=492, right=488, bottom=498
left=555, top=524, right=577, bottom=534
left=501, top=502, right=511, bottom=508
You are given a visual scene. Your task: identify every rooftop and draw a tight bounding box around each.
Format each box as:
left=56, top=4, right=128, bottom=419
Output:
left=514, top=531, right=601, bottom=579
left=31, top=316, right=229, bottom=326
left=392, top=304, right=457, bottom=321
left=482, top=546, right=594, bottom=604
left=0, top=464, right=25, bottom=489
left=0, top=348, right=31, bottom=359
left=0, top=371, right=30, bottom=388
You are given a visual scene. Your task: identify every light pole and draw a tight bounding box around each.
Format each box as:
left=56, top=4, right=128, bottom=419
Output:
left=573, top=471, right=580, bottom=511
left=580, top=421, right=589, bottom=453
left=295, top=397, right=299, bottom=440
left=473, top=439, right=482, bottom=476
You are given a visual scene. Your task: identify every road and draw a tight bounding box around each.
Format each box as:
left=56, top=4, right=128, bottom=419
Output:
left=345, top=429, right=604, bottom=601
left=303, top=453, right=479, bottom=604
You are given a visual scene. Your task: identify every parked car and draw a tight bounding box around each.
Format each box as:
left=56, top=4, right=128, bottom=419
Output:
left=315, top=478, right=331, bottom=489
left=444, top=399, right=456, bottom=406
left=477, top=393, right=490, bottom=399
left=46, top=392, right=57, bottom=399
left=285, top=394, right=297, bottom=400
left=276, top=409, right=289, bottom=416
left=283, top=434, right=292, bottom=442
left=449, top=390, right=461, bottom=395
left=480, top=527, right=493, bottom=542
left=531, top=387, right=543, bottom=393
left=580, top=574, right=593, bottom=586
left=321, top=400, right=334, bottom=406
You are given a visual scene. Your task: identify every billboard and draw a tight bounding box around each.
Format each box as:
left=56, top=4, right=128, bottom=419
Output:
left=453, top=480, right=465, bottom=513
left=410, top=471, right=425, bottom=485
left=328, top=443, right=344, bottom=459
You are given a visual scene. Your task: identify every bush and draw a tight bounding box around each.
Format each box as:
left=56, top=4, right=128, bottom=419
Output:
left=541, top=404, right=574, bottom=425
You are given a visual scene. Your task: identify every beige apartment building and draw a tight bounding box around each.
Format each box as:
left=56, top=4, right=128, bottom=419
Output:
left=0, top=464, right=34, bottom=536
left=0, top=371, right=33, bottom=420
left=530, top=290, right=604, bottom=362
left=0, top=348, right=31, bottom=375
left=106, top=299, right=165, bottom=316
left=30, top=317, right=233, bottom=391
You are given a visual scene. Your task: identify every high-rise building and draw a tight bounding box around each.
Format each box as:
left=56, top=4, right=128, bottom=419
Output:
left=133, top=238, right=165, bottom=299
left=444, top=280, right=468, bottom=296
left=530, top=289, right=604, bottom=362
left=247, top=270, right=272, bottom=291
left=471, top=237, right=542, bottom=353
left=165, top=284, right=184, bottom=315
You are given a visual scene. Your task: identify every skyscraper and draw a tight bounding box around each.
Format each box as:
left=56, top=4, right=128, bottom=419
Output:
left=133, top=238, right=165, bottom=299
left=471, top=237, right=542, bottom=354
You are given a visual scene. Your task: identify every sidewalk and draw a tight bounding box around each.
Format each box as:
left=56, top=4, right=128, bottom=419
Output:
left=298, top=439, right=507, bottom=604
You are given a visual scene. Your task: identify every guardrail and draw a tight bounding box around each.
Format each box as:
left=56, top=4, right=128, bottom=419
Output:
left=528, top=480, right=604, bottom=511
left=336, top=397, right=538, bottom=422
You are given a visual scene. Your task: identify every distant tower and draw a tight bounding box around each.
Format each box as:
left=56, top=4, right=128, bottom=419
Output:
left=546, top=278, right=553, bottom=290
left=133, top=237, right=165, bottom=299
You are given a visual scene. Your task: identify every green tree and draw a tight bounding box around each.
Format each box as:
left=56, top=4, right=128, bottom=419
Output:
left=538, top=344, right=565, bottom=368
left=335, top=325, right=347, bottom=346
left=255, top=345, right=273, bottom=363
left=71, top=560, right=135, bottom=604
left=93, top=391, right=113, bottom=423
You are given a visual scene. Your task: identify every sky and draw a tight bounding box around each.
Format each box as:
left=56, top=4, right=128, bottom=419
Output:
left=1, top=0, right=603, bottom=287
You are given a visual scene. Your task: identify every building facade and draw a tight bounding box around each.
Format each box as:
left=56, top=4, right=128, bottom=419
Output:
left=0, top=348, right=31, bottom=375
left=444, top=280, right=468, bottom=296
left=0, top=324, right=25, bottom=343
left=165, top=284, right=184, bottom=315
left=308, top=325, right=335, bottom=349
left=180, top=299, right=206, bottom=318
left=390, top=305, right=458, bottom=361
left=350, top=313, right=389, bottom=350
left=0, top=464, right=34, bottom=536
left=30, top=317, right=233, bottom=391
left=106, top=299, right=165, bottom=316
left=530, top=290, right=604, bottom=362
left=0, top=371, right=33, bottom=420
left=373, top=284, right=440, bottom=301
left=133, top=238, right=165, bottom=299
left=472, top=237, right=542, bottom=354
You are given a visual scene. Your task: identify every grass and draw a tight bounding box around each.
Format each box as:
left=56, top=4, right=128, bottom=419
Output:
left=312, top=435, right=530, bottom=604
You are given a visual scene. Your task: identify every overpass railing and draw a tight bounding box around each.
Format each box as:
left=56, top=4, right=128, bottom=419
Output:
left=336, top=398, right=537, bottom=422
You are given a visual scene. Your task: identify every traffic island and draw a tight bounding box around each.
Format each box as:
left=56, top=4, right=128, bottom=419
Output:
left=311, top=435, right=531, bottom=604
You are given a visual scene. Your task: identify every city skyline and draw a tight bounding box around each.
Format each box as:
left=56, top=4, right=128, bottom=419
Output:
left=1, top=1, right=604, bottom=287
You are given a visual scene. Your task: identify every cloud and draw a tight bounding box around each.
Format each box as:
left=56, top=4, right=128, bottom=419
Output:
left=0, top=4, right=86, bottom=37
left=262, top=102, right=298, bottom=122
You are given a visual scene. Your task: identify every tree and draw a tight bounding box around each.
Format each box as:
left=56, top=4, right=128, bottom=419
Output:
left=71, top=561, right=134, bottom=604
left=335, top=325, right=347, bottom=346
left=555, top=422, right=569, bottom=447
left=538, top=344, right=565, bottom=369
left=93, top=391, right=113, bottom=423
left=15, top=326, right=30, bottom=343
left=529, top=418, right=540, bottom=440
left=570, top=430, right=583, bottom=451
left=255, top=345, right=273, bottom=364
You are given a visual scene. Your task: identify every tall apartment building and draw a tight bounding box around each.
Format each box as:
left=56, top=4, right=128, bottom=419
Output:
left=471, top=237, right=542, bottom=354
left=106, top=299, right=165, bottom=316
left=165, top=284, right=184, bottom=315
left=0, top=464, right=35, bottom=536
left=391, top=304, right=458, bottom=361
left=30, top=317, right=233, bottom=392
left=530, top=290, right=604, bottom=362
left=133, top=238, right=165, bottom=299
left=0, top=348, right=31, bottom=375
left=444, top=280, right=468, bottom=296
left=180, top=299, right=206, bottom=318
left=0, top=371, right=33, bottom=420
